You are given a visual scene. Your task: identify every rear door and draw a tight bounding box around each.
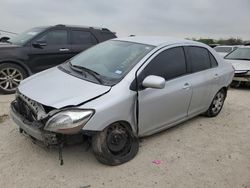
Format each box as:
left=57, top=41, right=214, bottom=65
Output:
left=138, top=47, right=193, bottom=135
left=69, top=29, right=98, bottom=56
left=28, top=29, right=71, bottom=73
left=184, top=46, right=215, bottom=116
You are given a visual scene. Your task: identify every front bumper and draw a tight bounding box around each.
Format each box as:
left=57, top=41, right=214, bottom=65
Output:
left=10, top=102, right=58, bottom=145
left=233, top=76, right=250, bottom=82
left=233, top=71, right=250, bottom=82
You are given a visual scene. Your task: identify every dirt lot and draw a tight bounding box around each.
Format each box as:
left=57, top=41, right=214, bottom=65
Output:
left=0, top=88, right=250, bottom=188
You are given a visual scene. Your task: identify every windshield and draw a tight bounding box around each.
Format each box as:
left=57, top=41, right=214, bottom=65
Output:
left=225, top=48, right=250, bottom=60
left=9, top=27, right=45, bottom=45
left=214, top=46, right=232, bottom=53
left=70, top=40, right=154, bottom=84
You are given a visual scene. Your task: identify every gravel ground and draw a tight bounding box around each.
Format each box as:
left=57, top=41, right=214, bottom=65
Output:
left=0, top=88, right=250, bottom=188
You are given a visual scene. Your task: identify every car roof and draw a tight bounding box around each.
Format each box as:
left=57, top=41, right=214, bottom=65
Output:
left=53, top=24, right=111, bottom=31
left=34, top=25, right=112, bottom=32
left=237, top=46, right=250, bottom=49
left=113, top=36, right=200, bottom=47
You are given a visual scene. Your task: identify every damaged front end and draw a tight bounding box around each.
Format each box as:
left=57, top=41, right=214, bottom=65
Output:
left=11, top=90, right=94, bottom=145
left=10, top=91, right=61, bottom=145
left=10, top=91, right=95, bottom=165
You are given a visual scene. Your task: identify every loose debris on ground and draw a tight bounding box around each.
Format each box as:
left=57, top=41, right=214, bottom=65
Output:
left=0, top=114, right=8, bottom=123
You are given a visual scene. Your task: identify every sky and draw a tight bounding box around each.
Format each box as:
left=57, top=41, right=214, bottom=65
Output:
left=0, top=0, right=249, bottom=40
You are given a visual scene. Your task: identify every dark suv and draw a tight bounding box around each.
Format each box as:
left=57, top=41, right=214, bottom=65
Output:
left=0, top=24, right=116, bottom=94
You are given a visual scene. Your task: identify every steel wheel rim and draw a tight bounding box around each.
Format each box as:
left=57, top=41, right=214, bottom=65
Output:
left=211, top=91, right=224, bottom=114
left=106, top=124, right=132, bottom=156
left=0, top=68, right=23, bottom=92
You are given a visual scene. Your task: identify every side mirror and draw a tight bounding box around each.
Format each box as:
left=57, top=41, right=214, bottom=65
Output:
left=32, top=41, right=47, bottom=48
left=142, top=75, right=165, bottom=89
left=0, top=37, right=10, bottom=43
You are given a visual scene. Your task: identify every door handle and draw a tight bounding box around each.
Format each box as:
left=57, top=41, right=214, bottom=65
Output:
left=59, top=48, right=70, bottom=52
left=182, top=83, right=191, bottom=89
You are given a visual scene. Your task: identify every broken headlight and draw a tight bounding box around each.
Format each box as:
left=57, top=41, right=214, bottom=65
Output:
left=44, top=109, right=94, bottom=134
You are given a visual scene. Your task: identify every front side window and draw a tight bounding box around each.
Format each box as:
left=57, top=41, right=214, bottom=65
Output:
left=185, top=47, right=210, bottom=73
left=139, top=47, right=187, bottom=81
left=9, top=27, right=46, bottom=45
left=36, top=30, right=68, bottom=45
left=225, top=48, right=250, bottom=60
left=71, top=30, right=97, bottom=45
left=70, top=40, right=154, bottom=84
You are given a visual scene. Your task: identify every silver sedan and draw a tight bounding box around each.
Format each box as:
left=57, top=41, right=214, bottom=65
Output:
left=10, top=37, right=234, bottom=165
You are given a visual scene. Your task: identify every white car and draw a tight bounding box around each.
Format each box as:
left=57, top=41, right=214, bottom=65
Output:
left=214, top=45, right=238, bottom=57
left=225, top=46, right=250, bottom=85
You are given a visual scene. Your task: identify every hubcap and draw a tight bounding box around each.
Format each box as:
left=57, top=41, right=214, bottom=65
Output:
left=211, top=91, right=224, bottom=114
left=0, top=68, right=23, bottom=92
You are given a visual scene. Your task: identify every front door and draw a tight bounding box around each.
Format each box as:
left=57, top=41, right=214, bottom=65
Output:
left=138, top=47, right=193, bottom=136
left=28, top=29, right=72, bottom=73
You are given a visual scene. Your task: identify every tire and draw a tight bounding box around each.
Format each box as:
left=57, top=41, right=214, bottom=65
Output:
left=204, top=89, right=226, bottom=117
left=92, top=122, right=139, bottom=166
left=0, top=63, right=27, bottom=94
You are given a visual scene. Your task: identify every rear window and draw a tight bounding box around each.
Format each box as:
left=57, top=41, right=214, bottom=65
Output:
left=71, top=30, right=97, bottom=45
left=100, top=31, right=116, bottom=41
left=214, top=46, right=232, bottom=53
left=185, top=47, right=211, bottom=73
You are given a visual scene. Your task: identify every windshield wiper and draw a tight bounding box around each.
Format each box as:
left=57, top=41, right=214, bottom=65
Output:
left=69, top=62, right=103, bottom=84
left=226, top=58, right=250, bottom=61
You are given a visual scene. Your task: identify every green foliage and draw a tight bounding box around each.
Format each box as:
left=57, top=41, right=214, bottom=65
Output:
left=190, top=37, right=249, bottom=45
left=197, top=38, right=215, bottom=45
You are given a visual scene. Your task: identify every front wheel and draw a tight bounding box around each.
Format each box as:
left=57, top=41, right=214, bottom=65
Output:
left=0, top=63, right=27, bottom=94
left=204, top=89, right=226, bottom=117
left=92, top=123, right=139, bottom=166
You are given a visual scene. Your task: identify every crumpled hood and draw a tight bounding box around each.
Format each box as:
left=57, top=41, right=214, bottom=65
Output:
left=226, top=59, right=250, bottom=71
left=18, top=67, right=111, bottom=108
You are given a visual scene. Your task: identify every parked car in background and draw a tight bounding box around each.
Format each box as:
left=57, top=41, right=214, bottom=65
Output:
left=214, top=45, right=238, bottom=57
left=225, top=46, right=250, bottom=86
left=10, top=36, right=234, bottom=165
left=0, top=24, right=116, bottom=94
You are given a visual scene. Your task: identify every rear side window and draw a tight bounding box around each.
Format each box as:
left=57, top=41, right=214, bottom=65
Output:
left=100, top=31, right=116, bottom=41
left=214, top=46, right=232, bottom=53
left=209, top=53, right=218, bottom=68
left=185, top=47, right=210, bottom=73
left=71, top=30, right=97, bottom=45
left=140, top=47, right=186, bottom=81
left=37, top=30, right=68, bottom=45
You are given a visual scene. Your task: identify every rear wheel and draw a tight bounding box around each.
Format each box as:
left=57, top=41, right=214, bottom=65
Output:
left=92, top=122, right=139, bottom=166
left=0, top=63, right=27, bottom=94
left=205, top=89, right=226, bottom=117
